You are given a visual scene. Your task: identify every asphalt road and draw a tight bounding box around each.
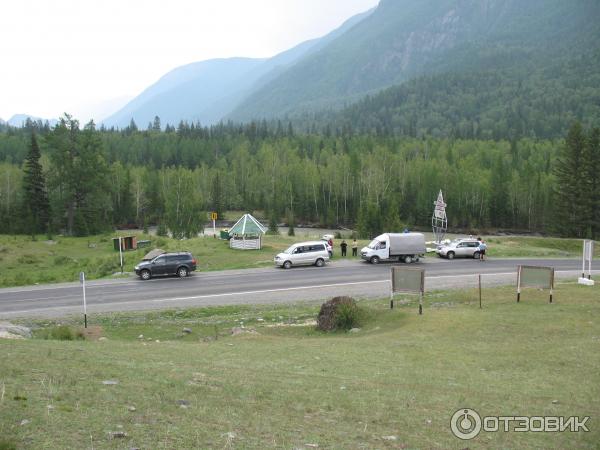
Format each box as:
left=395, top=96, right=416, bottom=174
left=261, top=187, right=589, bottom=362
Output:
left=0, top=258, right=594, bottom=318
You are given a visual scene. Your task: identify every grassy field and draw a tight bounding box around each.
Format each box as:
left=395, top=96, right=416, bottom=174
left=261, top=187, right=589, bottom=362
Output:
left=0, top=232, right=597, bottom=288
left=0, top=283, right=599, bottom=448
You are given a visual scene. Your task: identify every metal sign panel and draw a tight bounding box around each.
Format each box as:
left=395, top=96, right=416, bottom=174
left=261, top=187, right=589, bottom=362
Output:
left=519, top=265, right=554, bottom=289
left=584, top=240, right=594, bottom=261
left=391, top=267, right=425, bottom=293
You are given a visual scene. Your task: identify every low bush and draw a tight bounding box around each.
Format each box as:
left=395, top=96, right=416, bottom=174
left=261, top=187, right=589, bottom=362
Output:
left=54, top=255, right=74, bottom=266
left=17, top=254, right=40, bottom=264
left=335, top=301, right=361, bottom=331
left=90, top=257, right=120, bottom=277
left=0, top=438, right=17, bottom=450
left=317, top=296, right=361, bottom=331
left=39, top=325, right=85, bottom=341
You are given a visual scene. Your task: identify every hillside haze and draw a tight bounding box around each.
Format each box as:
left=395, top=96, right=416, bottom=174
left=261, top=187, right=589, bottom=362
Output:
left=102, top=9, right=373, bottom=128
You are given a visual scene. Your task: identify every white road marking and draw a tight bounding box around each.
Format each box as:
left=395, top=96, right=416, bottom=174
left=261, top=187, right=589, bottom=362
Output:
left=1, top=270, right=596, bottom=316
left=151, top=280, right=388, bottom=302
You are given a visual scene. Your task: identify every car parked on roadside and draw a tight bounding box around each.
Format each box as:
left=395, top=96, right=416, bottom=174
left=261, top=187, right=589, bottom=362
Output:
left=436, top=238, right=482, bottom=260
left=135, top=251, right=197, bottom=280
left=274, top=241, right=330, bottom=269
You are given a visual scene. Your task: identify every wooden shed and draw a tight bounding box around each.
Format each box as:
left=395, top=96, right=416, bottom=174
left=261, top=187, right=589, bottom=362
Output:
left=113, top=235, right=137, bottom=251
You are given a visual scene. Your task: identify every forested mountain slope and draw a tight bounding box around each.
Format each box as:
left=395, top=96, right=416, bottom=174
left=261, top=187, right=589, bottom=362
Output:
left=305, top=48, right=600, bottom=139
left=230, top=0, right=600, bottom=125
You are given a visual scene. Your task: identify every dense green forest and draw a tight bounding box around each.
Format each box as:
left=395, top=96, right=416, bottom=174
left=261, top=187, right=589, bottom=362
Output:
left=296, top=49, right=600, bottom=140
left=3, top=115, right=596, bottom=239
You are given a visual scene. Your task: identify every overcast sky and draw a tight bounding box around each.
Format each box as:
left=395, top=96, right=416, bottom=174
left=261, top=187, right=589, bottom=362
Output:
left=0, top=0, right=379, bottom=123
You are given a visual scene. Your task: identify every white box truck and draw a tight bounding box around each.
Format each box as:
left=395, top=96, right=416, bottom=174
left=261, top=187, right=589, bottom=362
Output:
left=361, top=232, right=426, bottom=264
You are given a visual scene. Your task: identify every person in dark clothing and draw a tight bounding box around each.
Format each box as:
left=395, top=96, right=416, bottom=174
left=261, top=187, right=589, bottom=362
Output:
left=340, top=240, right=347, bottom=257
left=352, top=239, right=358, bottom=256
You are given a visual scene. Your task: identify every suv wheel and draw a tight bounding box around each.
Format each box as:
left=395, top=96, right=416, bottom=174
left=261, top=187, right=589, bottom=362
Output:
left=473, top=251, right=481, bottom=259
left=370, top=256, right=380, bottom=264
left=315, top=258, right=325, bottom=267
left=140, top=269, right=151, bottom=280
left=283, top=261, right=292, bottom=269
left=447, top=252, right=455, bottom=260
left=177, top=267, right=188, bottom=278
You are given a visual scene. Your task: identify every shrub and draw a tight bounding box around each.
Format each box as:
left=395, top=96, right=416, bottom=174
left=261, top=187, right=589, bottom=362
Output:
left=0, top=438, right=17, bottom=450
left=39, top=325, right=84, bottom=341
left=54, top=255, right=73, bottom=266
left=94, top=257, right=120, bottom=277
left=317, top=296, right=361, bottom=331
left=334, top=301, right=361, bottom=331
left=17, top=254, right=40, bottom=264
left=157, top=222, right=168, bottom=237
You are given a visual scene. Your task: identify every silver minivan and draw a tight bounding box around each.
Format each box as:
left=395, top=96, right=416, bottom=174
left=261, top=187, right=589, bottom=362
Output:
left=274, top=241, right=330, bottom=269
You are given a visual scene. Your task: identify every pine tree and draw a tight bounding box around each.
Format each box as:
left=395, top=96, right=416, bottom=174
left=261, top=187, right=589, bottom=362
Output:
left=582, top=127, right=600, bottom=238
left=489, top=155, right=510, bottom=228
left=287, top=209, right=295, bottom=236
left=554, top=122, right=587, bottom=237
left=22, top=131, right=50, bottom=234
left=152, top=116, right=161, bottom=131
left=268, top=212, right=279, bottom=235
left=211, top=171, right=224, bottom=218
left=127, top=119, right=138, bottom=134
left=46, top=116, right=110, bottom=236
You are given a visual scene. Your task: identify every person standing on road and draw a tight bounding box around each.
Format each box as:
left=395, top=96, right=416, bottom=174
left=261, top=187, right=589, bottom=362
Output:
left=478, top=239, right=487, bottom=261
left=352, top=239, right=358, bottom=257
left=340, top=240, right=347, bottom=257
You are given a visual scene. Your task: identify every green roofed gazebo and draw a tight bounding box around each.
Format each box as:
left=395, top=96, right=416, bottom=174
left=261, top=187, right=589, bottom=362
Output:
left=228, top=213, right=267, bottom=250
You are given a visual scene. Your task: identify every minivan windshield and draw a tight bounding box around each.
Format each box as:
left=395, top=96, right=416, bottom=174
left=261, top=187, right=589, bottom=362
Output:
left=283, top=245, right=296, bottom=254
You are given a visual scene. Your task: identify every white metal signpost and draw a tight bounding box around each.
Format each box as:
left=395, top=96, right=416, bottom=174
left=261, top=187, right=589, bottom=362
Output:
left=432, top=190, right=447, bottom=244
left=118, top=236, right=124, bottom=273
left=211, top=212, right=218, bottom=236
left=579, top=240, right=594, bottom=285
left=80, top=271, right=87, bottom=328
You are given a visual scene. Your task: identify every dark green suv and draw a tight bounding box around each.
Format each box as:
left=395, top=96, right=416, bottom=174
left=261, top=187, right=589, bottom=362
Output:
left=135, top=252, right=197, bottom=280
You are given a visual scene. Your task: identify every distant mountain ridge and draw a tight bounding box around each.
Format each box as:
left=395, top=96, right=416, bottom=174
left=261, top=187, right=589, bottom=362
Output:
left=103, top=0, right=600, bottom=135
left=102, top=8, right=373, bottom=128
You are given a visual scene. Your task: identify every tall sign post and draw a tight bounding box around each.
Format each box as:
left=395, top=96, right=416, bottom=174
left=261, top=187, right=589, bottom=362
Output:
left=432, top=190, right=448, bottom=244
left=80, top=271, right=87, bottom=328
left=211, top=212, right=218, bottom=237
left=118, top=236, right=124, bottom=273
left=579, top=240, right=595, bottom=285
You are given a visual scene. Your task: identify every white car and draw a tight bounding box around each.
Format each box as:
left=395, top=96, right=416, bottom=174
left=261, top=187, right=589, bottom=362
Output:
left=275, top=241, right=330, bottom=269
left=436, top=238, right=482, bottom=259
